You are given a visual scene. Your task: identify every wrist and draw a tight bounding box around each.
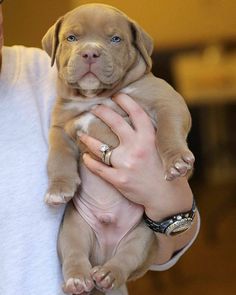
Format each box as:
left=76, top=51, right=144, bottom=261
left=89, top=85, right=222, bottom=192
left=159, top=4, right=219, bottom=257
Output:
left=145, top=198, right=193, bottom=222
left=144, top=178, right=193, bottom=221
left=143, top=198, right=196, bottom=236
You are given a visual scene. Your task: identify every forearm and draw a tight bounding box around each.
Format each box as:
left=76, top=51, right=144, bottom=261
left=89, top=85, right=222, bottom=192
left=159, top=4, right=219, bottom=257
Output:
left=142, top=173, right=199, bottom=266
left=144, top=173, right=194, bottom=222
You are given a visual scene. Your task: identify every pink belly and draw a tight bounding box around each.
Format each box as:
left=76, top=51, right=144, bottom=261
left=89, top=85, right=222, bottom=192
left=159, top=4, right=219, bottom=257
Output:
left=73, top=164, right=144, bottom=256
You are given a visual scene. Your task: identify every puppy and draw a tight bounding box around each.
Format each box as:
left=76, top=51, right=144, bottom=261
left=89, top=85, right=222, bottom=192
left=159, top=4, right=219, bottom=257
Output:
left=42, top=4, right=194, bottom=294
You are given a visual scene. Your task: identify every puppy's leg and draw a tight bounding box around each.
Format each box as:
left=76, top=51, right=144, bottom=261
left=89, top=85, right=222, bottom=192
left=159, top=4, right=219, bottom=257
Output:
left=155, top=105, right=195, bottom=181
left=58, top=202, right=95, bottom=294
left=91, top=222, right=155, bottom=292
left=127, top=76, right=195, bottom=180
left=45, top=126, right=80, bottom=206
left=149, top=92, right=194, bottom=180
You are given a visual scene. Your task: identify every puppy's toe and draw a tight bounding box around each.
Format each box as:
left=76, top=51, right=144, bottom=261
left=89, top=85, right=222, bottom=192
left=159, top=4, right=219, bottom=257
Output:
left=44, top=192, right=73, bottom=206
left=182, top=151, right=195, bottom=166
left=63, top=276, right=94, bottom=294
left=45, top=178, right=80, bottom=206
left=91, top=266, right=116, bottom=291
left=165, top=149, right=195, bottom=181
left=165, top=167, right=181, bottom=181
left=174, top=159, right=190, bottom=175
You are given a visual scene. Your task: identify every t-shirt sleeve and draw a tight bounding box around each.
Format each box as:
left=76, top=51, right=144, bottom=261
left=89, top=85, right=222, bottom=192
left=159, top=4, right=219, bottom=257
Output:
left=149, top=211, right=200, bottom=271
left=21, top=46, right=58, bottom=144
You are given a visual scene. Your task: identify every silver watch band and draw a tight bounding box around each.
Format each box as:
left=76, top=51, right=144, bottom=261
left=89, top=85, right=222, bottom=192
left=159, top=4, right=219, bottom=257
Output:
left=143, top=199, right=196, bottom=235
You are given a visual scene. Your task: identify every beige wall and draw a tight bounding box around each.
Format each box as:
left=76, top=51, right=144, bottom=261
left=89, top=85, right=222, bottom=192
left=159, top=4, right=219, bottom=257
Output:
left=3, top=0, right=70, bottom=47
left=3, top=0, right=236, bottom=49
left=71, top=0, right=236, bottom=49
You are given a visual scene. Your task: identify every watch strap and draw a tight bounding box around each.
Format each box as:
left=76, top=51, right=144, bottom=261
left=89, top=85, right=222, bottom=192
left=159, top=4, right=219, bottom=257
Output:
left=143, top=199, right=196, bottom=234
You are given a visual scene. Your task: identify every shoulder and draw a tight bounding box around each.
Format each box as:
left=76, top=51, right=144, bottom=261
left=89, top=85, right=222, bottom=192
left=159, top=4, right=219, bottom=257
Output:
left=15, top=46, right=57, bottom=79
left=3, top=45, right=57, bottom=81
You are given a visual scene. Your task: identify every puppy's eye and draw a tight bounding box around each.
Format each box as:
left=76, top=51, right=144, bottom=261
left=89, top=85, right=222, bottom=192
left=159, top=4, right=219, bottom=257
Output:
left=66, top=35, right=78, bottom=42
left=110, top=36, right=122, bottom=43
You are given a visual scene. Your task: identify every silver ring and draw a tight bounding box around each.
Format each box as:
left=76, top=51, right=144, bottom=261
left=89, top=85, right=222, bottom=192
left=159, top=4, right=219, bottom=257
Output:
left=99, top=144, right=110, bottom=163
left=104, top=149, right=113, bottom=166
left=99, top=144, right=112, bottom=166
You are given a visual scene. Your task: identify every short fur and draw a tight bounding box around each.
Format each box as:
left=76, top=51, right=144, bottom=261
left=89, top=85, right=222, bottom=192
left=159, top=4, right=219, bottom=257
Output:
left=42, top=4, right=194, bottom=294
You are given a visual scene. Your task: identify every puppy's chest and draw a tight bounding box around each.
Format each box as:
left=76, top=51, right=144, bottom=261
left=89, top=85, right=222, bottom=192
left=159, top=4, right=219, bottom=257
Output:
left=63, top=98, right=124, bottom=147
left=64, top=97, right=109, bottom=128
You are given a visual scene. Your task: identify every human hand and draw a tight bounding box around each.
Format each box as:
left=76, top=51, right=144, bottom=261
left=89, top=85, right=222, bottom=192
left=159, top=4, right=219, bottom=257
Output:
left=79, top=93, right=193, bottom=221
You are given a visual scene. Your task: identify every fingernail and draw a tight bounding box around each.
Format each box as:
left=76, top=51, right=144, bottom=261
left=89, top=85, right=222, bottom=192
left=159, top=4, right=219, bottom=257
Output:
left=77, top=130, right=84, bottom=137
left=91, top=105, right=98, bottom=111
left=82, top=153, right=87, bottom=159
left=91, top=104, right=103, bottom=114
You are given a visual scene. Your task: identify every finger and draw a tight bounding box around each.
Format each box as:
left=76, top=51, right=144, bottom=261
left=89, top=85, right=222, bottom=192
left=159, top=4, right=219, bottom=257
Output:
left=113, top=93, right=154, bottom=132
left=79, top=133, right=107, bottom=159
left=83, top=153, right=118, bottom=185
left=92, top=105, right=134, bottom=143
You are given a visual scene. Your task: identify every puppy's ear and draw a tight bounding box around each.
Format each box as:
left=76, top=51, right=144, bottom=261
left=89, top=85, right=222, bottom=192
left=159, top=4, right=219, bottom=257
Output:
left=42, top=17, right=64, bottom=67
left=130, top=21, right=153, bottom=72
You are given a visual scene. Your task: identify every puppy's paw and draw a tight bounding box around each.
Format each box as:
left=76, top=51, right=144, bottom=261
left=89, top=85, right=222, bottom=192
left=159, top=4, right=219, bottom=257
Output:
left=62, top=276, right=94, bottom=294
left=91, top=265, right=124, bottom=292
left=164, top=149, right=195, bottom=181
left=45, top=177, right=80, bottom=206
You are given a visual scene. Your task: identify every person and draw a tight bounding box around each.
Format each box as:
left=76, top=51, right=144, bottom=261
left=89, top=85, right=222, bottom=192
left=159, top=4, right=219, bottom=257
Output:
left=0, top=2, right=65, bottom=295
left=0, top=1, right=199, bottom=294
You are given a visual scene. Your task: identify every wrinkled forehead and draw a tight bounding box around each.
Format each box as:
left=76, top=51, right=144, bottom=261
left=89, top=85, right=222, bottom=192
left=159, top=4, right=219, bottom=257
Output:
left=61, top=5, right=131, bottom=37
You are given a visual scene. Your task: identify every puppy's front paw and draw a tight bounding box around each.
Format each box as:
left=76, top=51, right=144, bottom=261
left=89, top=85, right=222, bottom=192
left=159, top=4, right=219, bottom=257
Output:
left=62, top=276, right=94, bottom=294
left=45, top=177, right=80, bottom=206
left=164, top=149, right=195, bottom=181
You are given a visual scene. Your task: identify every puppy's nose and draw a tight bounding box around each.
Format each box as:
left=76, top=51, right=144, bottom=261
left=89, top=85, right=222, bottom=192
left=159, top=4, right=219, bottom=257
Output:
left=81, top=49, right=101, bottom=64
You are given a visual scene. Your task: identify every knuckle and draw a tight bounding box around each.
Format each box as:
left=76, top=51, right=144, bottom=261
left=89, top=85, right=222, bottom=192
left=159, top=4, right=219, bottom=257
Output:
left=132, top=147, right=148, bottom=160
left=124, top=160, right=135, bottom=170
left=116, top=174, right=130, bottom=187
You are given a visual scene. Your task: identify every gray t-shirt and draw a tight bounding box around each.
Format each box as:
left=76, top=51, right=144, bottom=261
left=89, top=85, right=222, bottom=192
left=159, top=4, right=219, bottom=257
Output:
left=0, top=46, right=65, bottom=295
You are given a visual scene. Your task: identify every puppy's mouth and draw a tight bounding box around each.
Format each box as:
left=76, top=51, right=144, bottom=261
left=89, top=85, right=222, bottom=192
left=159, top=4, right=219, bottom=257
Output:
left=81, top=71, right=98, bottom=80
left=78, top=71, right=101, bottom=91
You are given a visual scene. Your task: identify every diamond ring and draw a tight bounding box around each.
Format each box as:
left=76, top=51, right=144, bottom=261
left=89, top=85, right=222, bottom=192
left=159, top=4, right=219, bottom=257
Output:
left=99, top=144, right=113, bottom=166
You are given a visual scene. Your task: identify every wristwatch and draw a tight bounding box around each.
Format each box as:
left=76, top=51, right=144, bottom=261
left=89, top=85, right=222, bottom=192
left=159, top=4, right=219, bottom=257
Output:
left=143, top=199, right=196, bottom=236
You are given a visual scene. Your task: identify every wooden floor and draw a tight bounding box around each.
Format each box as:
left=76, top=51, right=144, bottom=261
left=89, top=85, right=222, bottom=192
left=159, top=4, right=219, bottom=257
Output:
left=127, top=183, right=236, bottom=295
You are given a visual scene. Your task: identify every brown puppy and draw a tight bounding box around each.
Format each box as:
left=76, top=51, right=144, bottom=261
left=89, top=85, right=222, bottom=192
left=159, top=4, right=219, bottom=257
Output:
left=42, top=3, right=194, bottom=294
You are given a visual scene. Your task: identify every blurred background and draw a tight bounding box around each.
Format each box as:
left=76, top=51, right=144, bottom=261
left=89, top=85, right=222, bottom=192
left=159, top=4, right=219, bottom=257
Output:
left=2, top=0, right=236, bottom=294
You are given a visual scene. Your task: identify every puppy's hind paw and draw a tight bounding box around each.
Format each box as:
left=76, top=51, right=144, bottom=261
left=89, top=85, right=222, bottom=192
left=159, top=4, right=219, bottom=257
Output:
left=91, top=265, right=122, bottom=292
left=62, top=276, right=94, bottom=294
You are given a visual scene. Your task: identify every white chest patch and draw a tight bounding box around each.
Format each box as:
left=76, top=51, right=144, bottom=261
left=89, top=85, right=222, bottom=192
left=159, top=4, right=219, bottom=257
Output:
left=75, top=113, right=96, bottom=134
left=71, top=98, right=120, bottom=135
left=63, top=90, right=134, bottom=135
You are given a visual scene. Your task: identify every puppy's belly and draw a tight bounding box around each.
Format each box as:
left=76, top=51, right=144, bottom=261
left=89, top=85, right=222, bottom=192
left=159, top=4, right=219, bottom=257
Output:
left=73, top=164, right=143, bottom=263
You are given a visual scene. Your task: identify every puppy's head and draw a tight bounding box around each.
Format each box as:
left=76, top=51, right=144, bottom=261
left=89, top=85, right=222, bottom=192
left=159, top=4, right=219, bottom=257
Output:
left=42, top=4, right=153, bottom=97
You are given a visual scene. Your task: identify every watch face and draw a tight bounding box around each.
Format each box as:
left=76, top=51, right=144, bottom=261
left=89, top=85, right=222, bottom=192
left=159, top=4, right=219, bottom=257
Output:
left=165, top=218, right=193, bottom=236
